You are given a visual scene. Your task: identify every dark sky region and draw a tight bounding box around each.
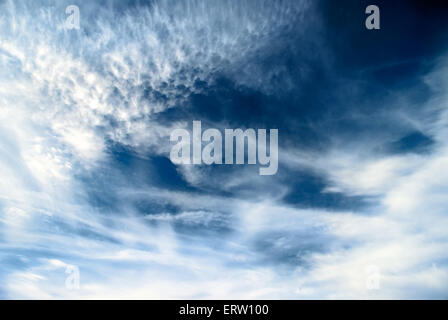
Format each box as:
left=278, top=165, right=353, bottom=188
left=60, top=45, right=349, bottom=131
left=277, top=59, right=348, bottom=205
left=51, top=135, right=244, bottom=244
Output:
left=0, top=0, right=448, bottom=298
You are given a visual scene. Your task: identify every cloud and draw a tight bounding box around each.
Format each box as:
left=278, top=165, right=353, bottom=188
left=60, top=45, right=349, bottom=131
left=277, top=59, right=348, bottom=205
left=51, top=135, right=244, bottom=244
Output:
left=1, top=0, right=448, bottom=300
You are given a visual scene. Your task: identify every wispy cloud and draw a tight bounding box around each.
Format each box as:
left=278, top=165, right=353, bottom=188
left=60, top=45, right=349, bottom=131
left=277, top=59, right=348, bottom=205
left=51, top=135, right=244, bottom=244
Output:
left=1, top=0, right=447, bottom=299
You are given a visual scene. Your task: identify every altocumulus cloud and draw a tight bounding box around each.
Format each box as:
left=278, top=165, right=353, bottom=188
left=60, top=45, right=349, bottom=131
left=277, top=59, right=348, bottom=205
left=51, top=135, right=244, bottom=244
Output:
left=0, top=0, right=448, bottom=299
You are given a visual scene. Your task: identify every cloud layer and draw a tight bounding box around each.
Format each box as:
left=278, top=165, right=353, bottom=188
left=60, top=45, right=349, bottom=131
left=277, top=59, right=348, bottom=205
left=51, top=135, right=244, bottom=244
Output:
left=0, top=0, right=448, bottom=299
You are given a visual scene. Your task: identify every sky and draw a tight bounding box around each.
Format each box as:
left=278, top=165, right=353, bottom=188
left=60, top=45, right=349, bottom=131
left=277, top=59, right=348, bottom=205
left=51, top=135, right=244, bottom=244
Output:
left=0, top=0, right=448, bottom=299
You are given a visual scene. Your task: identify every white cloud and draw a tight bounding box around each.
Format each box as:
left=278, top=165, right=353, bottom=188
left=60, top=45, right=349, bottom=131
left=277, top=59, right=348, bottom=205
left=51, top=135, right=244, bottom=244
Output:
left=1, top=0, right=448, bottom=300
